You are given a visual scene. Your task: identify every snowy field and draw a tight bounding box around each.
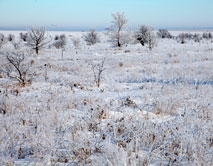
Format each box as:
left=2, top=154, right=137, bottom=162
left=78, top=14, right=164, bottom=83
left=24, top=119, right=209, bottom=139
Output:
left=0, top=30, right=213, bottom=165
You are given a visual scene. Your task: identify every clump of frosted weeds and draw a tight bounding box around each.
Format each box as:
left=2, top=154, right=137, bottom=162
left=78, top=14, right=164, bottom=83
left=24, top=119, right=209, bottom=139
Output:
left=0, top=90, right=213, bottom=165
left=90, top=58, right=106, bottom=87
left=72, top=36, right=81, bottom=49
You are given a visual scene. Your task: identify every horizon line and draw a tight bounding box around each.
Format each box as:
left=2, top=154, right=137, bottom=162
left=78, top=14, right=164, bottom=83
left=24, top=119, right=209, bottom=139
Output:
left=1, top=26, right=213, bottom=32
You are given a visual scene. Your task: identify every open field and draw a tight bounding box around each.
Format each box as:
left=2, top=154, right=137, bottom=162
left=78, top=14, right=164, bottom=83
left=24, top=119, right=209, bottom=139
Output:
left=0, top=30, right=213, bottom=165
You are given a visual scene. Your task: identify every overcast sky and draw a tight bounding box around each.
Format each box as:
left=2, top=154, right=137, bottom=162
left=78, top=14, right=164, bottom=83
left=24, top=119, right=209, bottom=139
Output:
left=0, top=0, right=212, bottom=30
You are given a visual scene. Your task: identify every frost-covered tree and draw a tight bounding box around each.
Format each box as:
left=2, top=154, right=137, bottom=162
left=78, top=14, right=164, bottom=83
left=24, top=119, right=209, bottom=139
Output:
left=53, top=34, right=67, bottom=49
left=135, top=25, right=149, bottom=46
left=84, top=29, right=100, bottom=45
left=157, top=29, right=172, bottom=39
left=27, top=27, right=49, bottom=55
left=135, top=25, right=157, bottom=50
left=3, top=52, right=32, bottom=85
left=107, top=12, right=129, bottom=47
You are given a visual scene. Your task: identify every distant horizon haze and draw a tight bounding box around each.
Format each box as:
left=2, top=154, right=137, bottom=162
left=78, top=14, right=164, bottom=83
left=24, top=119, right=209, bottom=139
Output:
left=1, top=26, right=213, bottom=32
left=0, top=0, right=213, bottom=30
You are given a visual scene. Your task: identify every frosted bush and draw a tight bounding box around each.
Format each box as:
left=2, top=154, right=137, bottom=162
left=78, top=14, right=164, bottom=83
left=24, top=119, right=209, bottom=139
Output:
left=84, top=29, right=100, bottom=45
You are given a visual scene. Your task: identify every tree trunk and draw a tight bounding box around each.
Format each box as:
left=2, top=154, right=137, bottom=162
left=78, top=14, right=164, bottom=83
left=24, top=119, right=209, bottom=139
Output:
left=36, top=47, right=39, bottom=55
left=117, top=30, right=121, bottom=47
left=118, top=40, right=121, bottom=47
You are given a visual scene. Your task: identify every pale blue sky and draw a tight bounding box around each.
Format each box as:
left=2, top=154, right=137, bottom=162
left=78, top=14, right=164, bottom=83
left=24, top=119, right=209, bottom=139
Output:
left=0, top=0, right=212, bottom=30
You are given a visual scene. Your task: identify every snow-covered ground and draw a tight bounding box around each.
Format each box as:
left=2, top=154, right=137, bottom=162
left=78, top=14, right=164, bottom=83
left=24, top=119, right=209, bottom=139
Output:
left=0, top=31, right=213, bottom=165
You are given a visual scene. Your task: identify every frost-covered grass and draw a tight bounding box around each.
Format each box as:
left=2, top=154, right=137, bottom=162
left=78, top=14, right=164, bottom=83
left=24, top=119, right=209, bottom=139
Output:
left=0, top=31, right=213, bottom=165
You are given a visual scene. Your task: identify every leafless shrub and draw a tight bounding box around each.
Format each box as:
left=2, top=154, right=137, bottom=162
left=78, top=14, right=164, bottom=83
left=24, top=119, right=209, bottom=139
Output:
left=7, top=34, right=15, bottom=42
left=54, top=35, right=59, bottom=40
left=203, top=32, right=212, bottom=39
left=53, top=34, right=67, bottom=49
left=20, top=32, right=29, bottom=42
left=135, top=25, right=157, bottom=50
left=12, top=41, right=21, bottom=49
left=147, top=30, right=157, bottom=50
left=194, top=33, right=202, bottom=43
left=0, top=41, right=3, bottom=49
left=177, top=33, right=186, bottom=44
left=106, top=12, right=129, bottom=47
left=123, top=96, right=137, bottom=108
left=184, top=33, right=194, bottom=40
left=177, top=33, right=195, bottom=44
left=0, top=33, right=6, bottom=48
left=84, top=29, right=100, bottom=45
left=59, top=34, right=66, bottom=41
left=91, top=59, right=106, bottom=87
left=0, top=33, right=6, bottom=42
left=72, top=37, right=80, bottom=48
left=3, top=52, right=32, bottom=85
left=0, top=90, right=7, bottom=115
left=27, top=27, right=49, bottom=55
left=157, top=29, right=172, bottom=39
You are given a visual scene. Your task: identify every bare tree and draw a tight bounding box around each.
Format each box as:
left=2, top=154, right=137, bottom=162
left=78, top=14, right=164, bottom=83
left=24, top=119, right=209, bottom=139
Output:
left=4, top=52, right=31, bottom=85
left=27, top=27, right=49, bottom=55
left=91, top=59, right=106, bottom=87
left=107, top=12, right=128, bottom=47
left=135, top=25, right=157, bottom=50
left=84, top=29, right=100, bottom=45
